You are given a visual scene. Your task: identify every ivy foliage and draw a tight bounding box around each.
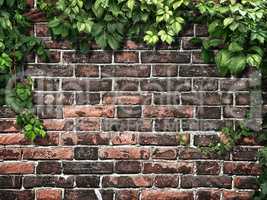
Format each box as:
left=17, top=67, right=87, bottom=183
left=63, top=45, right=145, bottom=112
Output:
left=0, top=0, right=46, bottom=141
left=39, top=0, right=191, bottom=51
left=197, top=0, right=267, bottom=75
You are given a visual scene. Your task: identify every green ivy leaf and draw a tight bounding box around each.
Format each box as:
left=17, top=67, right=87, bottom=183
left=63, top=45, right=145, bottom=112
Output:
left=228, top=42, right=243, bottom=52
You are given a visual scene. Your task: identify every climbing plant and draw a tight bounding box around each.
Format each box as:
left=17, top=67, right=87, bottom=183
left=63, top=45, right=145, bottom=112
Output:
left=0, top=0, right=46, bottom=140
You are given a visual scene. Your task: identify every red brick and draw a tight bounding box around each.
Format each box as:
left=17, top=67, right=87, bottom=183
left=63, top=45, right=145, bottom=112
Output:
left=99, top=147, right=150, bottom=160
left=0, top=147, right=22, bottom=160
left=143, top=106, right=193, bottom=118
left=23, top=147, right=73, bottom=160
left=116, top=190, right=139, bottom=200
left=152, top=148, right=178, bottom=160
left=114, top=52, right=139, bottom=63
left=36, top=189, right=62, bottom=200
left=102, top=176, right=152, bottom=188
left=196, top=161, right=221, bottom=175
left=103, top=93, right=151, bottom=105
left=0, top=134, right=28, bottom=145
left=0, top=163, right=34, bottom=174
left=223, top=191, right=253, bottom=200
left=152, top=65, right=178, bottom=77
left=77, top=118, right=100, bottom=131
left=224, top=162, right=261, bottom=176
left=111, top=133, right=137, bottom=145
left=143, top=161, right=193, bottom=174
left=141, top=52, right=190, bottom=63
left=0, top=120, right=18, bottom=132
left=196, top=190, right=221, bottom=200
left=75, top=65, right=99, bottom=77
left=43, top=119, right=74, bottom=131
left=141, top=190, right=193, bottom=200
left=36, top=23, right=49, bottom=37
left=64, top=105, right=114, bottom=117
left=115, top=161, right=141, bottom=174
left=154, top=175, right=179, bottom=188
left=234, top=176, right=258, bottom=189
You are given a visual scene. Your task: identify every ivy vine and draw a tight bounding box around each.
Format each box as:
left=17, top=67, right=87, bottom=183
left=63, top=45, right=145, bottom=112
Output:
left=0, top=0, right=46, bottom=141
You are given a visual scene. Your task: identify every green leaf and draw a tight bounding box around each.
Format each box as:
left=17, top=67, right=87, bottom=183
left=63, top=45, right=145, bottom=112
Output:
left=229, top=55, right=247, bottom=75
left=127, top=0, right=135, bottom=10
left=228, top=42, right=243, bottom=52
left=247, top=54, right=262, bottom=68
left=223, top=17, right=234, bottom=27
left=215, top=50, right=232, bottom=75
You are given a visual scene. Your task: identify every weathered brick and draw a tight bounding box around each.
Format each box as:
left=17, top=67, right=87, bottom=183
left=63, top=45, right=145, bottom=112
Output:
left=34, top=92, right=74, bottom=105
left=181, top=92, right=221, bottom=105
left=236, top=93, right=251, bottom=105
left=61, top=132, right=110, bottom=145
left=141, top=79, right=191, bottom=91
left=114, top=80, right=139, bottom=91
left=74, top=147, right=98, bottom=160
left=35, top=23, right=49, bottom=37
left=76, top=92, right=100, bottom=105
left=154, top=93, right=180, bottom=105
left=232, top=147, right=258, bottom=161
left=179, top=147, right=229, bottom=160
left=0, top=163, right=34, bottom=174
left=64, top=190, right=98, bottom=200
left=102, top=65, right=150, bottom=77
left=182, top=119, right=234, bottom=131
left=63, top=51, right=112, bottom=63
left=0, top=147, right=22, bottom=160
left=0, top=120, right=18, bottom=132
left=43, top=119, right=74, bottom=131
left=234, top=176, right=258, bottom=189
left=99, top=147, right=150, bottom=160
left=141, top=52, right=190, bottom=63
left=152, top=65, right=178, bottom=77
left=223, top=191, right=253, bottom=200
left=111, top=133, right=137, bottom=145
left=62, top=79, right=112, bottom=91
left=75, top=65, right=99, bottom=77
left=76, top=118, right=100, bottom=131
left=23, top=176, right=74, bottom=188
left=116, top=190, right=139, bottom=200
left=181, top=175, right=232, bottom=188
left=154, top=119, right=180, bottom=132
left=117, top=106, right=142, bottom=118
left=154, top=175, right=179, bottom=188
left=193, top=78, right=218, bottom=91
left=223, top=162, right=261, bottom=176
left=180, top=65, right=219, bottom=77
left=102, top=93, right=151, bottom=105
left=220, top=79, right=250, bottom=91
left=194, top=135, right=219, bottom=147
left=34, top=132, right=60, bottom=146
left=102, top=176, right=152, bottom=188
left=223, top=106, right=248, bottom=118
left=76, top=176, right=100, bottom=187
left=23, top=147, right=73, bottom=160
left=38, top=51, right=61, bottom=63
left=34, top=78, right=60, bottom=91
left=196, top=161, right=221, bottom=175
left=0, top=190, right=34, bottom=200
left=196, top=190, right=221, bottom=200
left=36, top=189, right=62, bottom=200
left=64, top=105, right=114, bottom=117
left=152, top=148, right=178, bottom=160
left=141, top=190, right=193, bottom=200
left=63, top=162, right=113, bottom=174
left=0, top=176, right=21, bottom=188
left=101, top=119, right=152, bottom=131
left=139, top=133, right=179, bottom=146
left=196, top=106, right=221, bottom=119
left=143, top=162, right=193, bottom=174
left=36, top=161, right=62, bottom=174
left=36, top=105, right=63, bottom=119
left=115, top=161, right=141, bottom=174
left=114, top=51, right=139, bottom=63
left=27, top=64, right=73, bottom=76
left=0, top=134, right=28, bottom=145
left=144, top=106, right=193, bottom=118
left=0, top=107, right=16, bottom=118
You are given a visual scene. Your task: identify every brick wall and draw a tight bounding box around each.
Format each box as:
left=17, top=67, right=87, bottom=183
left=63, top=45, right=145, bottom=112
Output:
left=0, top=3, right=264, bottom=200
